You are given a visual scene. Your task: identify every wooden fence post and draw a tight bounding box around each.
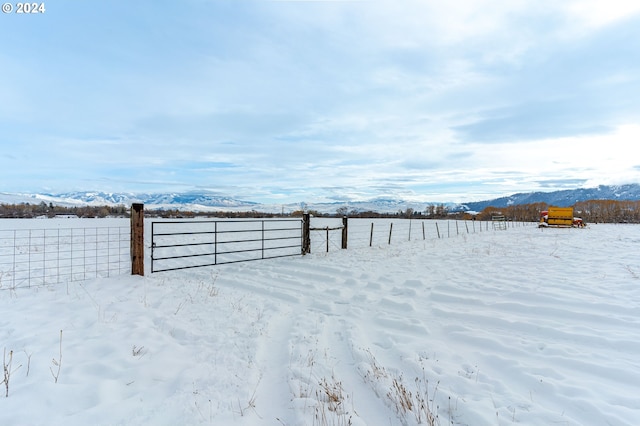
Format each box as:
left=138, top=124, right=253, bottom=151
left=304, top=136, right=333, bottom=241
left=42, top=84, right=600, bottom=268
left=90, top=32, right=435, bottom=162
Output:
left=341, top=216, right=348, bottom=249
left=302, top=213, right=311, bottom=255
left=131, top=203, right=144, bottom=276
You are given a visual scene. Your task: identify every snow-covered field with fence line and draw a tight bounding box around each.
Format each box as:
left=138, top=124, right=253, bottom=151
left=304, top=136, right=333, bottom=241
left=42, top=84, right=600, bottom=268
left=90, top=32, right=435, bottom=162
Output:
left=1, top=218, right=639, bottom=425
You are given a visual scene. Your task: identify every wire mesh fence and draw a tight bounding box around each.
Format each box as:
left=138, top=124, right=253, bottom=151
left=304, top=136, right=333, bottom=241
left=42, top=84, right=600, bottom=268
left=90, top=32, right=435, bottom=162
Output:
left=0, top=225, right=130, bottom=290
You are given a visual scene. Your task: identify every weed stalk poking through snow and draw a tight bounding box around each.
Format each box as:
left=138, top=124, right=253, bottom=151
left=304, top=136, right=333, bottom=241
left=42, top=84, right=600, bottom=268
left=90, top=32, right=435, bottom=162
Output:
left=387, top=375, right=440, bottom=426
left=132, top=345, right=145, bottom=357
left=2, top=349, right=10, bottom=397
left=314, top=375, right=353, bottom=426
left=50, top=330, right=63, bottom=383
left=363, top=349, right=442, bottom=426
left=3, top=348, right=21, bottom=397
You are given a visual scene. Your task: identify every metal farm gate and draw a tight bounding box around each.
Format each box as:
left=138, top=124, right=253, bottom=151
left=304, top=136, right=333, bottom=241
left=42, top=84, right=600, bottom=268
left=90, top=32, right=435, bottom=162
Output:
left=150, top=218, right=303, bottom=273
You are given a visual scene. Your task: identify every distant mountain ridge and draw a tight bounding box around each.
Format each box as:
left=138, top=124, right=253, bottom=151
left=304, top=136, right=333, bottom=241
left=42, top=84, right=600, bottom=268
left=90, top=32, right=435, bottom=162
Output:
left=460, top=184, right=640, bottom=212
left=0, top=191, right=258, bottom=210
left=1, top=184, right=639, bottom=214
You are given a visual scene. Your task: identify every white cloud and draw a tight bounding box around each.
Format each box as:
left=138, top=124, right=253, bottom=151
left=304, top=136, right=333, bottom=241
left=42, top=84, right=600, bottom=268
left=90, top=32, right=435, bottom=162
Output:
left=562, top=0, right=640, bottom=30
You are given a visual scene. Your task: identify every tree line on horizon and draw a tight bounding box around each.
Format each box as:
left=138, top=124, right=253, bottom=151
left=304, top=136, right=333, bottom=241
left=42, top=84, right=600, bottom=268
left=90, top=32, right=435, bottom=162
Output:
left=473, top=199, right=640, bottom=223
left=1, top=199, right=639, bottom=223
left=0, top=202, right=128, bottom=218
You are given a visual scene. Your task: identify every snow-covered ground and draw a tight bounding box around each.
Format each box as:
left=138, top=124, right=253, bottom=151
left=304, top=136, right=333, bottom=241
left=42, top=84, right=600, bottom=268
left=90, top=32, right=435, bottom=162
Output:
left=1, top=221, right=639, bottom=425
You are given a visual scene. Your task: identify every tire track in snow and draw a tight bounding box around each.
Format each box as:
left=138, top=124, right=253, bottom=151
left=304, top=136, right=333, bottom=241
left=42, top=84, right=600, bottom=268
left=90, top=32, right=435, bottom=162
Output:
left=237, top=257, right=418, bottom=425
left=314, top=310, right=398, bottom=425
left=252, top=304, right=298, bottom=425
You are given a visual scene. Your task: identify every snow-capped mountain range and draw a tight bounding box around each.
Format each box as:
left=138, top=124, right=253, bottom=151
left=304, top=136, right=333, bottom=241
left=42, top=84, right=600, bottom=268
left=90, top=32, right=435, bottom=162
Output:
left=1, top=184, right=639, bottom=214
left=0, top=191, right=257, bottom=210
left=459, top=184, right=640, bottom=212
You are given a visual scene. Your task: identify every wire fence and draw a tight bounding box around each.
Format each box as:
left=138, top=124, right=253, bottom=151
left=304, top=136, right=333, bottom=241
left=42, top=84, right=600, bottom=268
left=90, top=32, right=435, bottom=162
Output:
left=0, top=225, right=130, bottom=290
left=0, top=215, right=531, bottom=287
left=308, top=217, right=529, bottom=252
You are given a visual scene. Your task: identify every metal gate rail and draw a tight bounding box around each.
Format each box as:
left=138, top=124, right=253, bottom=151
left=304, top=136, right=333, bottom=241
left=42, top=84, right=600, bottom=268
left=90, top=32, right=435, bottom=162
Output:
left=151, top=219, right=302, bottom=273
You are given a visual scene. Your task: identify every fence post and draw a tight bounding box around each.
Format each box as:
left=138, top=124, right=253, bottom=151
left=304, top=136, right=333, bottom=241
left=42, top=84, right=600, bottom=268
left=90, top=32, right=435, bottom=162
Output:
left=302, top=213, right=311, bottom=255
left=369, top=223, right=374, bottom=247
left=422, top=222, right=425, bottom=240
left=131, top=203, right=144, bottom=276
left=326, top=227, right=329, bottom=252
left=341, top=216, right=348, bottom=249
left=388, top=223, right=393, bottom=244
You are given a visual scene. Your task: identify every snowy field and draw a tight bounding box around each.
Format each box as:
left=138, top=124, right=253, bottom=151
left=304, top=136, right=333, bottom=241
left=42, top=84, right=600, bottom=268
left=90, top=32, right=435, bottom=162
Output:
left=1, top=220, right=639, bottom=425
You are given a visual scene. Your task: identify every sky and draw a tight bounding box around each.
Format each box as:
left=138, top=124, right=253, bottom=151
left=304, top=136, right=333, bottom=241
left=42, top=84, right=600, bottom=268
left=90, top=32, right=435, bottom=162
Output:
left=1, top=0, right=640, bottom=204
